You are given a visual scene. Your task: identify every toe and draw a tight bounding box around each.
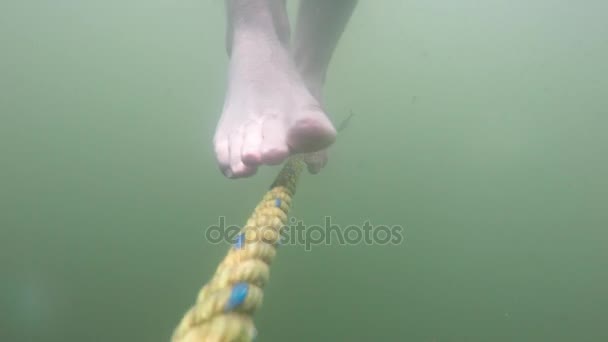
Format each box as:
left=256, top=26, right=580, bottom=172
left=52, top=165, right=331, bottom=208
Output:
left=214, top=135, right=231, bottom=173
left=260, top=118, right=290, bottom=165
left=302, top=150, right=328, bottom=174
left=287, top=108, right=336, bottom=153
left=225, top=161, right=257, bottom=178
left=241, top=120, right=263, bottom=166
left=227, top=131, right=257, bottom=178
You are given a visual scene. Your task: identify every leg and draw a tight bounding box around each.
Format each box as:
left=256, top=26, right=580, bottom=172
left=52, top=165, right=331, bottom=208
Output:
left=215, top=0, right=336, bottom=178
left=291, top=0, right=358, bottom=103
left=291, top=0, right=358, bottom=173
left=224, top=0, right=290, bottom=55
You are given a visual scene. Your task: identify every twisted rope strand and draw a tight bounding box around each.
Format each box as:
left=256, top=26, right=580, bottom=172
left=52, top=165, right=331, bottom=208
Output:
left=173, top=157, right=306, bottom=342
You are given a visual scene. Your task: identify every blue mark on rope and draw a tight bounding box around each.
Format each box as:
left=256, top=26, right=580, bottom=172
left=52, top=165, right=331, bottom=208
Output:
left=275, top=198, right=281, bottom=208
left=226, top=282, right=249, bottom=311
left=233, top=232, right=245, bottom=249
left=276, top=234, right=286, bottom=248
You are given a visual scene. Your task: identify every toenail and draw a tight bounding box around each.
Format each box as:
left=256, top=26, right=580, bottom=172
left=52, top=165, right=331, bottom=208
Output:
left=223, top=168, right=234, bottom=178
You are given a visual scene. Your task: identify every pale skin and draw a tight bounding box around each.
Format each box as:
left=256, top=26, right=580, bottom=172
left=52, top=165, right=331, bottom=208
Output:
left=214, top=0, right=358, bottom=178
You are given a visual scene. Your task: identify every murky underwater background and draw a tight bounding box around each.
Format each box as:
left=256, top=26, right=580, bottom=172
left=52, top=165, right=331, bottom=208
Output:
left=1, top=0, right=607, bottom=341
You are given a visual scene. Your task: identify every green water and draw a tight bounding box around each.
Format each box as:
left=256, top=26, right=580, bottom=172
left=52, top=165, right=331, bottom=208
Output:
left=1, top=1, right=607, bottom=341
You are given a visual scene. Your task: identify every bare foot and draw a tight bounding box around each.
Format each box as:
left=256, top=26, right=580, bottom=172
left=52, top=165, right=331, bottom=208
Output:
left=214, top=31, right=336, bottom=178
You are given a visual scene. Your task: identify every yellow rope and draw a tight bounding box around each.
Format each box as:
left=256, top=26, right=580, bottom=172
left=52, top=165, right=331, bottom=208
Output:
left=172, top=157, right=306, bottom=342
